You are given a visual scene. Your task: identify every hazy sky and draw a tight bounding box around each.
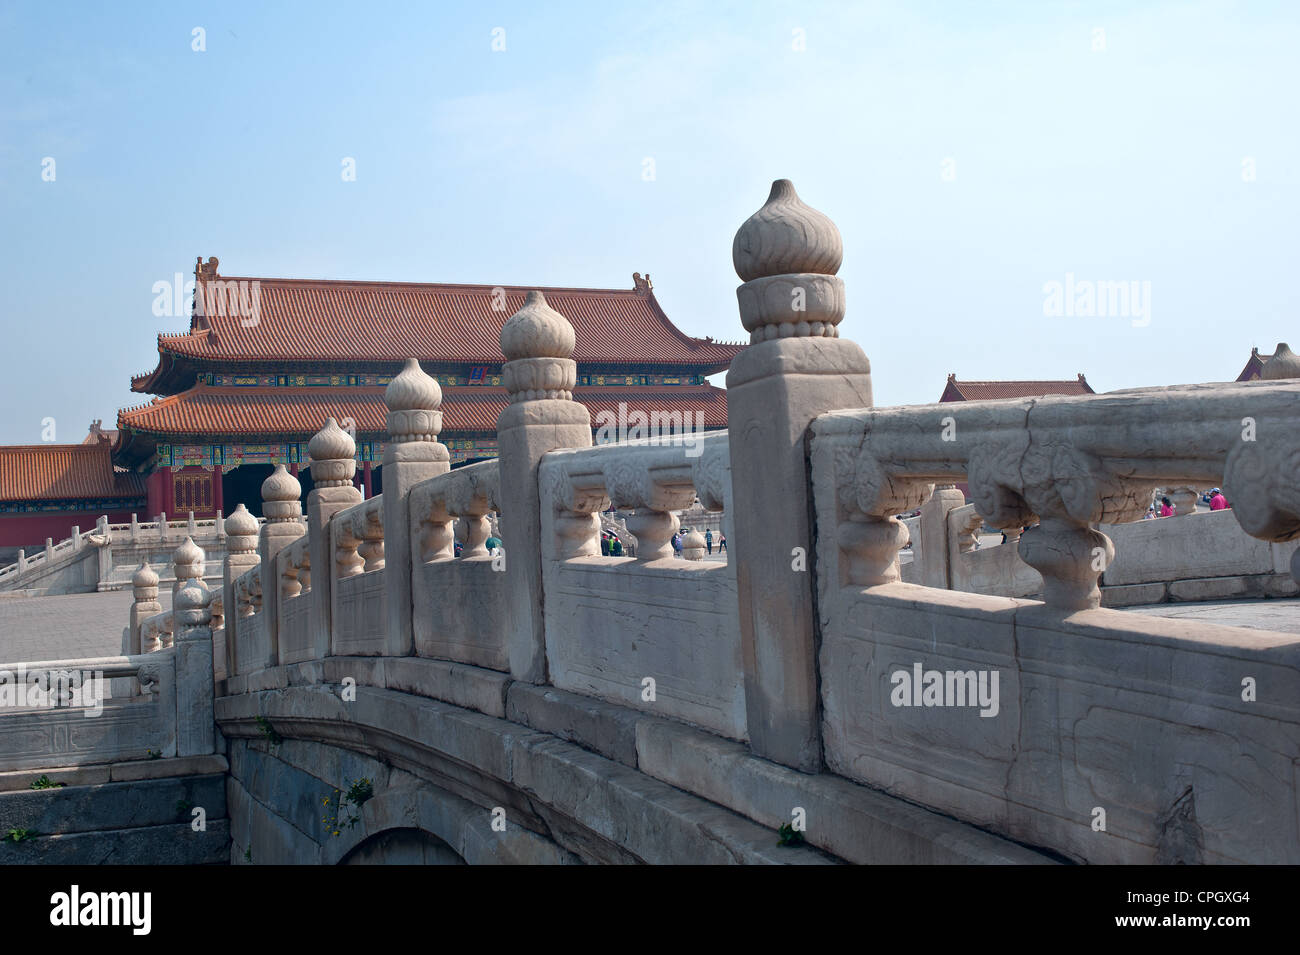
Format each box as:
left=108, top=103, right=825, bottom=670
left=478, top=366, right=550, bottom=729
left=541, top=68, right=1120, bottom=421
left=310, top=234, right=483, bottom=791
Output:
left=1, top=0, right=1296, bottom=446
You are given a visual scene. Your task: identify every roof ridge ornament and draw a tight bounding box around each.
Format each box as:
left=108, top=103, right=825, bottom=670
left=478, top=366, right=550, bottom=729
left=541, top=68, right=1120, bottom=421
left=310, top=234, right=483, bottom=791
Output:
left=633, top=272, right=653, bottom=291
left=195, top=256, right=219, bottom=282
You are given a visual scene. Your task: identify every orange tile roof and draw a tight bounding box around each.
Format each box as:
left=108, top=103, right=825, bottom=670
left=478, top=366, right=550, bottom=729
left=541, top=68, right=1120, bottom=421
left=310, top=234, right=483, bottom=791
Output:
left=132, top=277, right=743, bottom=391
left=941, top=374, right=1093, bottom=402
left=116, top=384, right=729, bottom=437
left=0, top=444, right=146, bottom=502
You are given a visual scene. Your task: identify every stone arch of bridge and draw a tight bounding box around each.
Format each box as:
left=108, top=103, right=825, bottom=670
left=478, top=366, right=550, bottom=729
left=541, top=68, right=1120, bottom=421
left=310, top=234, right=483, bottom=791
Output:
left=339, top=827, right=466, bottom=865
left=316, top=781, right=576, bottom=866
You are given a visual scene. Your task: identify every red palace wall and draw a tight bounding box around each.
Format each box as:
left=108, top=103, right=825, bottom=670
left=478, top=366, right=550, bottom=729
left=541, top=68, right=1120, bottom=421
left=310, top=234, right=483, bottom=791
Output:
left=0, top=509, right=138, bottom=551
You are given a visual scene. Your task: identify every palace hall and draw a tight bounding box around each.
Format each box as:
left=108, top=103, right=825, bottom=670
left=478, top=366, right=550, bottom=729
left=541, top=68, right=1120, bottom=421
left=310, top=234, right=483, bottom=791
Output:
left=0, top=258, right=742, bottom=549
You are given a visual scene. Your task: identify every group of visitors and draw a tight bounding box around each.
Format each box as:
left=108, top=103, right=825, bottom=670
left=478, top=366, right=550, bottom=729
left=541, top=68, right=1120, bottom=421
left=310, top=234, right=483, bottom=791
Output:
left=598, top=524, right=727, bottom=557
left=669, top=528, right=727, bottom=555
left=1143, top=488, right=1229, bottom=519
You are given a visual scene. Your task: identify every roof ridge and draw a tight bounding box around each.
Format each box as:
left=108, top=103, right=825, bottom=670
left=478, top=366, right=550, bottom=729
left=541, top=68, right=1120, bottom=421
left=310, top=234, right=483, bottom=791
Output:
left=208, top=275, right=650, bottom=295
left=0, top=443, right=114, bottom=452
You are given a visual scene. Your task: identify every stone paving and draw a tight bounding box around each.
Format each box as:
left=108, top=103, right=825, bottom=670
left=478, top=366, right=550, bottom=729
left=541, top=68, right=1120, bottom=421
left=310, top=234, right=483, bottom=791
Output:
left=1122, top=597, right=1300, bottom=634
left=0, top=590, right=172, bottom=662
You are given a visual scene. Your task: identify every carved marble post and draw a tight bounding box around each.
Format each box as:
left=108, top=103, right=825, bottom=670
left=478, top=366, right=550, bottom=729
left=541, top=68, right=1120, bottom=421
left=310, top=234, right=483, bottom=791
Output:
left=382, top=360, right=449, bottom=656
left=682, top=528, right=706, bottom=560
left=917, top=487, right=966, bottom=589
left=259, top=465, right=305, bottom=668
left=496, top=291, right=592, bottom=682
left=965, top=438, right=1143, bottom=611
left=172, top=536, right=205, bottom=598
left=725, top=179, right=874, bottom=772
left=126, top=562, right=161, bottom=655
left=173, top=579, right=215, bottom=756
left=1168, top=487, right=1200, bottom=518
left=306, top=419, right=362, bottom=661
left=1018, top=518, right=1114, bottom=610
left=222, top=503, right=260, bottom=679
left=1261, top=342, right=1300, bottom=380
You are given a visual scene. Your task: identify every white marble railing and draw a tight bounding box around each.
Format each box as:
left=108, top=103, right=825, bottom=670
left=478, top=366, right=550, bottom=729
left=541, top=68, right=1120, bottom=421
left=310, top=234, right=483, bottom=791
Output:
left=810, top=381, right=1300, bottom=610
left=276, top=535, right=312, bottom=663
left=407, top=461, right=506, bottom=668
left=410, top=460, right=500, bottom=562
left=234, top=563, right=263, bottom=619
left=279, top=534, right=312, bottom=598
left=0, top=517, right=109, bottom=581
left=537, top=433, right=745, bottom=739
left=140, top=609, right=174, bottom=653
left=808, top=381, right=1300, bottom=863
left=331, top=495, right=387, bottom=654
left=335, top=497, right=385, bottom=580
left=0, top=652, right=177, bottom=771
left=0, top=576, right=215, bottom=772
left=0, top=512, right=270, bottom=592
left=165, top=180, right=1300, bottom=864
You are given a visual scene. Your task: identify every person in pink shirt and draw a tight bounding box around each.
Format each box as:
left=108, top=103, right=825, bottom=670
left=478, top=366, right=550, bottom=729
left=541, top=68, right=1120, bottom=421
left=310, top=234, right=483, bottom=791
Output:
left=1159, top=496, right=1175, bottom=517
left=1209, top=488, right=1229, bottom=511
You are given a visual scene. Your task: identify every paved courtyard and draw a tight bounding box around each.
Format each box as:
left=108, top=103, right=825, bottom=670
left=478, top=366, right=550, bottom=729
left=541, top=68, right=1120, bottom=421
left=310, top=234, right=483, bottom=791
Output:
left=1120, top=597, right=1300, bottom=634
left=0, top=590, right=171, bottom=662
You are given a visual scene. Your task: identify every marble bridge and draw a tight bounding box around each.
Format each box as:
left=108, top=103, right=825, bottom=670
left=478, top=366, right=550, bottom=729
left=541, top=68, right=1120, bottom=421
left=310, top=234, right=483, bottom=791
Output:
left=2, top=181, right=1298, bottom=865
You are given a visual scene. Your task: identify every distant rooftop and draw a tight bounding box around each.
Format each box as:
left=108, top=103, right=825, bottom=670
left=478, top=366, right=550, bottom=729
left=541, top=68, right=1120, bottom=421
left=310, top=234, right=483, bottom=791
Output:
left=132, top=259, right=745, bottom=394
left=939, top=374, right=1094, bottom=402
left=0, top=443, right=145, bottom=502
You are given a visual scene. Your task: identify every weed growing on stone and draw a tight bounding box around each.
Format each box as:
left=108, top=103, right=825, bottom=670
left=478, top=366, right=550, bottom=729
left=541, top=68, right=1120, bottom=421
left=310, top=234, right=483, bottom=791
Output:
left=29, top=775, right=65, bottom=790
left=5, top=828, right=36, bottom=843
left=255, top=715, right=283, bottom=746
left=777, top=823, right=805, bottom=847
left=146, top=748, right=162, bottom=760
left=175, top=798, right=195, bottom=820
left=322, top=777, right=374, bottom=836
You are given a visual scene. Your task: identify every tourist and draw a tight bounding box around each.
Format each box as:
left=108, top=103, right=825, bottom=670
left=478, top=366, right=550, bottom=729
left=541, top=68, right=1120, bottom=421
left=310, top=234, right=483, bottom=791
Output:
left=1143, top=506, right=1156, bottom=520
left=485, top=533, right=502, bottom=554
left=1209, top=488, right=1229, bottom=511
left=719, top=534, right=727, bottom=553
left=601, top=532, right=611, bottom=556
left=611, top=536, right=623, bottom=556
left=672, top=532, right=683, bottom=554
left=705, top=529, right=713, bottom=554
left=1159, top=496, right=1174, bottom=517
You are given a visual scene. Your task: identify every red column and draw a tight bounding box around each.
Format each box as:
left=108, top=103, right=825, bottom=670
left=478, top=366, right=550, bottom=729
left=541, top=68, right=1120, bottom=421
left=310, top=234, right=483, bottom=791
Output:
left=362, top=461, right=373, bottom=499
left=146, top=470, right=164, bottom=520
left=290, top=462, right=299, bottom=477
left=212, top=466, right=223, bottom=517
left=162, top=466, right=174, bottom=518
